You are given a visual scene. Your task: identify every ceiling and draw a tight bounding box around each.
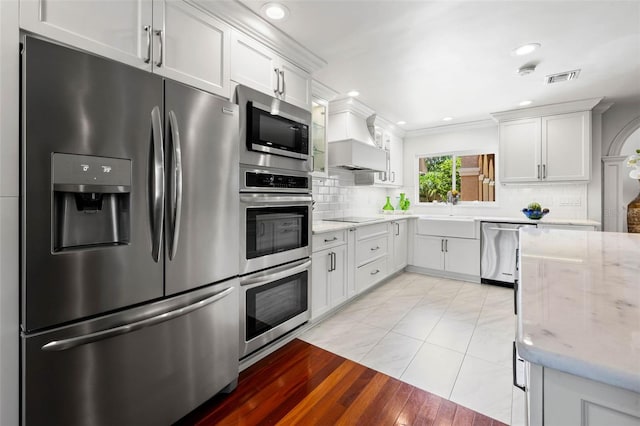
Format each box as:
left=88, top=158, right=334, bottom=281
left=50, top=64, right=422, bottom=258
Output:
left=238, top=0, right=640, bottom=131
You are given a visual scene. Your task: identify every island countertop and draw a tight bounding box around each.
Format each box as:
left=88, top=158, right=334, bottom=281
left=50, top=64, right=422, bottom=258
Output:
left=517, top=228, right=640, bottom=393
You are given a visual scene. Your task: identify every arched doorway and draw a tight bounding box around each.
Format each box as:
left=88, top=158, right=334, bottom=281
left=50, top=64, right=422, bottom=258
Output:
left=602, top=117, right=640, bottom=232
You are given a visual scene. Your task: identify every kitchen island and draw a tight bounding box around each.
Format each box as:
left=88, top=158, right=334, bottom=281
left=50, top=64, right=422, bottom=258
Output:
left=517, top=228, right=640, bottom=425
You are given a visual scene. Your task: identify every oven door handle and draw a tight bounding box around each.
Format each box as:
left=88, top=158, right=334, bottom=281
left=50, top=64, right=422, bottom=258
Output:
left=240, top=194, right=313, bottom=206
left=240, top=259, right=311, bottom=288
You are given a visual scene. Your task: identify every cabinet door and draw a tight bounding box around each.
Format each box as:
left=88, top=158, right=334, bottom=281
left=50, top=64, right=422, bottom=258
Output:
left=311, top=250, right=331, bottom=320
left=499, top=118, right=542, bottom=183
left=230, top=31, right=279, bottom=97
left=20, top=0, right=152, bottom=71
left=542, top=111, right=590, bottom=181
left=311, top=98, right=329, bottom=176
left=412, top=235, right=444, bottom=270
left=374, top=130, right=391, bottom=184
left=392, top=221, right=408, bottom=271
left=389, top=134, right=404, bottom=186
left=329, top=245, right=348, bottom=307
left=280, top=59, right=311, bottom=110
left=444, top=238, right=480, bottom=276
left=153, top=1, right=230, bottom=98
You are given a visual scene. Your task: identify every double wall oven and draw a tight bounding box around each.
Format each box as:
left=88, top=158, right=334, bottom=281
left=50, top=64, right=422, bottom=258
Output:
left=236, top=86, right=313, bottom=358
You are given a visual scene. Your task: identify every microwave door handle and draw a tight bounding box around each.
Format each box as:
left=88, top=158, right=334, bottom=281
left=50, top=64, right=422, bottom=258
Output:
left=41, top=287, right=234, bottom=352
left=168, top=111, right=183, bottom=261
left=150, top=106, right=165, bottom=262
left=240, top=259, right=311, bottom=288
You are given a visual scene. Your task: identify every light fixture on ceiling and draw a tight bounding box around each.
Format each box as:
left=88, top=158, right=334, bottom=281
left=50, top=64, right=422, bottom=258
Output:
left=396, top=121, right=406, bottom=125
left=347, top=90, right=360, bottom=97
left=261, top=2, right=289, bottom=21
left=517, top=64, right=537, bottom=76
left=519, top=100, right=533, bottom=106
left=442, top=117, right=453, bottom=122
left=513, top=43, right=541, bottom=56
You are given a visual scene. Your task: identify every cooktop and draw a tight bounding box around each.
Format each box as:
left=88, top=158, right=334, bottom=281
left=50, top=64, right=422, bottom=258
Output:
left=323, top=216, right=379, bottom=223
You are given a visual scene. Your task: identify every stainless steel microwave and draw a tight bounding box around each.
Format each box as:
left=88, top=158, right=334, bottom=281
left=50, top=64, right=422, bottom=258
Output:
left=236, top=85, right=312, bottom=173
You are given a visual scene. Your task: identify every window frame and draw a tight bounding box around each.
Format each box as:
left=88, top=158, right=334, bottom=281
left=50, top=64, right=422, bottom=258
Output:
left=414, top=149, right=500, bottom=207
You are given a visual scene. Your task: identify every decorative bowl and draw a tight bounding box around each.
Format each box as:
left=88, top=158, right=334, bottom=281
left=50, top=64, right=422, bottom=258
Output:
left=522, top=208, right=549, bottom=220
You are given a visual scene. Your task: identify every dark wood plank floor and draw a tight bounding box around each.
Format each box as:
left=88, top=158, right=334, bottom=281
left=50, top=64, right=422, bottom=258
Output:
left=177, top=339, right=508, bottom=426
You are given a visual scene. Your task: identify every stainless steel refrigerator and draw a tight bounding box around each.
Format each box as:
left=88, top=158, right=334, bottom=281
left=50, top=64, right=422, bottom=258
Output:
left=21, top=36, right=240, bottom=425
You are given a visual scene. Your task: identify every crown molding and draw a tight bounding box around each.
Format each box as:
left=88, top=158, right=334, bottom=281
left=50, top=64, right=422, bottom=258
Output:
left=593, top=101, right=614, bottom=115
left=490, top=97, right=604, bottom=122
left=311, top=80, right=339, bottom=102
left=405, top=119, right=496, bottom=138
left=192, top=0, right=327, bottom=73
left=328, top=97, right=375, bottom=119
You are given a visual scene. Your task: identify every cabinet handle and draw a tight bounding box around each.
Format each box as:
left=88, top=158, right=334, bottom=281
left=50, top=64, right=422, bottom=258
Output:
left=143, top=25, right=152, bottom=64
left=274, top=68, right=280, bottom=95
left=445, top=239, right=448, bottom=252
left=514, top=279, right=518, bottom=316
left=154, top=29, right=163, bottom=67
left=324, top=236, right=338, bottom=243
left=513, top=342, right=526, bottom=391
left=392, top=171, right=396, bottom=182
left=332, top=252, right=336, bottom=272
left=279, top=70, right=285, bottom=96
left=328, top=252, right=333, bottom=272
left=395, top=222, right=400, bottom=236
left=441, top=239, right=444, bottom=252
left=543, top=164, right=547, bottom=179
left=537, top=164, right=541, bottom=179
left=370, top=246, right=380, bottom=251
left=370, top=269, right=380, bottom=275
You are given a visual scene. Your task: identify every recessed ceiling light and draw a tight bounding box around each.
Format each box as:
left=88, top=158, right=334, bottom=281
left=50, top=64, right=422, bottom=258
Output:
left=397, top=121, right=406, bottom=125
left=443, top=117, right=453, bottom=121
left=513, top=43, right=541, bottom=56
left=347, top=90, right=359, bottom=97
left=261, top=2, right=289, bottom=21
left=519, top=100, right=533, bottom=106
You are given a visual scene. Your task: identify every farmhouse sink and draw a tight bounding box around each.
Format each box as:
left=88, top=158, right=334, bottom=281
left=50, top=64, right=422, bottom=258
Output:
left=417, top=216, right=477, bottom=238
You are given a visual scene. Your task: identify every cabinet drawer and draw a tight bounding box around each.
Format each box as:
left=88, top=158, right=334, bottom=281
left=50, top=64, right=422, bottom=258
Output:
left=357, top=222, right=388, bottom=240
left=356, top=236, right=388, bottom=266
left=356, top=257, right=388, bottom=293
left=312, top=230, right=346, bottom=251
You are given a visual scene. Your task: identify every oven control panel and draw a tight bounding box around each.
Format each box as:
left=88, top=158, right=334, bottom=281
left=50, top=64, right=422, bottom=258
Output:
left=245, top=171, right=309, bottom=190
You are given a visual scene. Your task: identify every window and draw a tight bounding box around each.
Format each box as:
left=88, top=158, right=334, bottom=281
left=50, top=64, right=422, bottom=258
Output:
left=417, top=153, right=496, bottom=203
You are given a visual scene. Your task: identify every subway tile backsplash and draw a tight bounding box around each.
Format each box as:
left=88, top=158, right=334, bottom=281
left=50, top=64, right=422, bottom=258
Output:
left=312, top=170, right=392, bottom=220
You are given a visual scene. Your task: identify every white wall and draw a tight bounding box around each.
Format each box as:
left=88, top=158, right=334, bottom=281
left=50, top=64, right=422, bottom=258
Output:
left=0, top=1, right=20, bottom=425
left=602, top=99, right=640, bottom=156
left=400, top=122, right=590, bottom=219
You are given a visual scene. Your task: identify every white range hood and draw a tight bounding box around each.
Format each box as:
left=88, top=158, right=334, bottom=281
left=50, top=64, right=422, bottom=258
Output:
left=327, top=98, right=387, bottom=172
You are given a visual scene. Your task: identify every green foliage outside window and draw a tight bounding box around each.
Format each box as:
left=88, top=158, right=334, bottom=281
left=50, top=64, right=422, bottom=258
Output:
left=418, top=156, right=461, bottom=202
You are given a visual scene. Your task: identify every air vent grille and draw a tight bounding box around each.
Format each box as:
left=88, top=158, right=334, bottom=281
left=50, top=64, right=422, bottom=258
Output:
left=545, top=69, right=581, bottom=84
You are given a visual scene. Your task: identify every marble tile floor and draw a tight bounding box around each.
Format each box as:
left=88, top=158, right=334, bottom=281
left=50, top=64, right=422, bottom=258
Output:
left=299, top=272, right=525, bottom=425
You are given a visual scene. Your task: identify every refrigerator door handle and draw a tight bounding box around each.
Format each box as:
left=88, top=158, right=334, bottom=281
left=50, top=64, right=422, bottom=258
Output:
left=41, top=286, right=235, bottom=352
left=150, top=106, right=165, bottom=262
left=168, top=111, right=183, bottom=261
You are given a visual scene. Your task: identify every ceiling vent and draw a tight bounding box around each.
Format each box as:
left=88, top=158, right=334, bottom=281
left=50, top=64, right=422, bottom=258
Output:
left=546, top=69, right=581, bottom=84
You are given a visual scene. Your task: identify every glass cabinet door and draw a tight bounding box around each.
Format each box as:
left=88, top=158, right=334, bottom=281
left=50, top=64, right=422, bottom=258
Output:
left=312, top=97, right=328, bottom=176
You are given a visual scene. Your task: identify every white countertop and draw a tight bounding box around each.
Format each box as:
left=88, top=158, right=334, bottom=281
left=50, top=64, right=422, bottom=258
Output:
left=313, top=214, right=417, bottom=233
left=517, top=229, right=640, bottom=393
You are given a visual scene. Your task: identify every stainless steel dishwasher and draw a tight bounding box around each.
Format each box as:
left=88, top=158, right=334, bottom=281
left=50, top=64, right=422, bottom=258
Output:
left=481, top=222, right=536, bottom=286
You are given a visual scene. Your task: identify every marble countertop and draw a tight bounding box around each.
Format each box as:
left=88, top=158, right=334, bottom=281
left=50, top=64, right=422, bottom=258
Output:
left=313, top=214, right=417, bottom=234
left=517, top=228, right=640, bottom=393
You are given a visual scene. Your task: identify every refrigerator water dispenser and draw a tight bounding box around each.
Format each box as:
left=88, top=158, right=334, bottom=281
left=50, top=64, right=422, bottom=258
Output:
left=52, top=153, right=132, bottom=251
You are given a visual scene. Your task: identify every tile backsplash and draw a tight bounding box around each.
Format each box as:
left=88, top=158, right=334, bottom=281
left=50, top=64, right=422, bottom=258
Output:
left=312, top=170, right=391, bottom=220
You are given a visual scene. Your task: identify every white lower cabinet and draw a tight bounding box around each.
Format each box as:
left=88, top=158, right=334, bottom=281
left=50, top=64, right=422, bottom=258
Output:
left=524, top=364, right=640, bottom=426
left=311, top=242, right=347, bottom=320
left=412, top=235, right=480, bottom=277
left=355, top=256, right=387, bottom=293
left=390, top=220, right=408, bottom=272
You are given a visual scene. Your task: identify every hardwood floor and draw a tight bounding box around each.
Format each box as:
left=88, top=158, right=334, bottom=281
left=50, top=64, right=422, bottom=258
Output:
left=177, top=339, right=508, bottom=426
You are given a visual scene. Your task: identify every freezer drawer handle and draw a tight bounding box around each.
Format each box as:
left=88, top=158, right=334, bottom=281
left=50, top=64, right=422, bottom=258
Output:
left=150, top=106, right=165, bottom=262
left=41, top=287, right=234, bottom=352
left=513, top=341, right=526, bottom=391
left=168, top=111, right=183, bottom=261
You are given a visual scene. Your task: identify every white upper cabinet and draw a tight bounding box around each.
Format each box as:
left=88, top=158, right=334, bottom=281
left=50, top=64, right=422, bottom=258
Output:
left=153, top=1, right=231, bottom=98
left=389, top=133, right=404, bottom=186
left=20, top=0, right=231, bottom=97
left=496, top=101, right=596, bottom=183
left=499, top=118, right=542, bottom=183
left=20, top=0, right=153, bottom=71
left=542, top=112, right=590, bottom=181
left=372, top=129, right=403, bottom=187
left=231, top=31, right=311, bottom=110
